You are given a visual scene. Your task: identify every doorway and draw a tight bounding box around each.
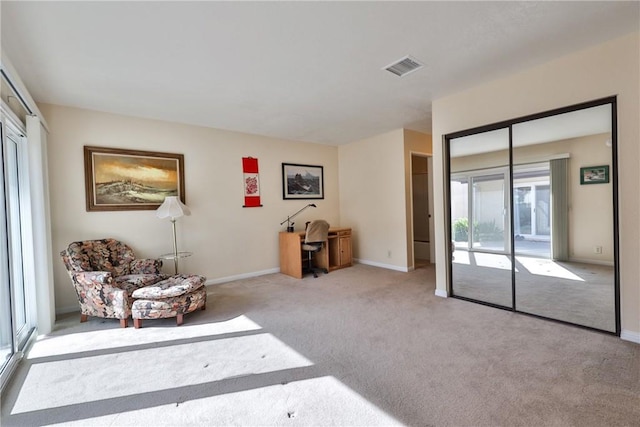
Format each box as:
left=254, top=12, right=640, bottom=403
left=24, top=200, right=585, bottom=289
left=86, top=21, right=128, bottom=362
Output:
left=411, top=154, right=433, bottom=268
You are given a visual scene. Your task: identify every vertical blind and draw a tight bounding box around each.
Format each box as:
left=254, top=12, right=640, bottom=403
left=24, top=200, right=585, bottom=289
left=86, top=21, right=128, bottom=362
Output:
left=550, top=158, right=569, bottom=261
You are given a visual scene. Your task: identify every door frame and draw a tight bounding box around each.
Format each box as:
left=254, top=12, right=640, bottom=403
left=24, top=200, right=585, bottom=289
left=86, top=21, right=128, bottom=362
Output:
left=409, top=152, right=434, bottom=266
left=444, top=96, right=620, bottom=335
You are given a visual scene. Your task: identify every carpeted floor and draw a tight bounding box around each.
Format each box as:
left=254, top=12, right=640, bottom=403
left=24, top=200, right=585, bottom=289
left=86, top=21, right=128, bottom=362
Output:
left=1, top=263, right=638, bottom=426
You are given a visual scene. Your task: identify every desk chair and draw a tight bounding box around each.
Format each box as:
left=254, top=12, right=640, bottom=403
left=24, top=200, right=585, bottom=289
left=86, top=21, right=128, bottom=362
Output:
left=302, top=220, right=330, bottom=278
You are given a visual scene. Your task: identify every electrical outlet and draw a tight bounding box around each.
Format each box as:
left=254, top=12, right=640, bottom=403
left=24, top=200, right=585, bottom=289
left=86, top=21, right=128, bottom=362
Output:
left=594, top=246, right=603, bottom=254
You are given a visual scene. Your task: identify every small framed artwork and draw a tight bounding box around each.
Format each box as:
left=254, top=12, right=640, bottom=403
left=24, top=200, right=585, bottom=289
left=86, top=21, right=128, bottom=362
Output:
left=84, top=146, right=185, bottom=211
left=282, top=163, right=324, bottom=200
left=580, top=165, right=610, bottom=185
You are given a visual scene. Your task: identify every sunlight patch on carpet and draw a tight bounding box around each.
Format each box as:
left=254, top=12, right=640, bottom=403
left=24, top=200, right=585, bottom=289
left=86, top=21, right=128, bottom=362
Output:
left=454, top=251, right=517, bottom=272
left=12, top=332, right=311, bottom=414
left=474, top=253, right=512, bottom=271
left=27, top=315, right=262, bottom=359
left=46, top=376, right=402, bottom=426
left=516, top=257, right=585, bottom=282
left=452, top=250, right=470, bottom=265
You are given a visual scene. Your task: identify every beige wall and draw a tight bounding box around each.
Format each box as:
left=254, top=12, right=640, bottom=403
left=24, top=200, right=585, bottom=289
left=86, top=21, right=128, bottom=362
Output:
left=339, top=129, right=408, bottom=270
left=337, top=128, right=431, bottom=271
left=432, top=32, right=640, bottom=337
left=404, top=129, right=433, bottom=154
left=43, top=104, right=340, bottom=313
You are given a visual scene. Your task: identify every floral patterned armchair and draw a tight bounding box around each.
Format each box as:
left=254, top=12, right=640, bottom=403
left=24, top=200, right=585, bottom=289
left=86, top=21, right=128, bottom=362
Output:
left=60, top=238, right=169, bottom=328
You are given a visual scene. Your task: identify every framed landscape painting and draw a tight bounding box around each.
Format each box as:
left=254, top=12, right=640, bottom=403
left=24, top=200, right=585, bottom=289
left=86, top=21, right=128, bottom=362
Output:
left=282, top=163, right=324, bottom=200
left=84, top=146, right=185, bottom=211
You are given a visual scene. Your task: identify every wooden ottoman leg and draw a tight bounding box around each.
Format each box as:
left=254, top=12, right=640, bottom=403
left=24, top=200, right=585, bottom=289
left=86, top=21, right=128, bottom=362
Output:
left=176, top=314, right=184, bottom=326
left=120, top=318, right=128, bottom=328
left=80, top=314, right=88, bottom=323
left=134, top=318, right=142, bottom=329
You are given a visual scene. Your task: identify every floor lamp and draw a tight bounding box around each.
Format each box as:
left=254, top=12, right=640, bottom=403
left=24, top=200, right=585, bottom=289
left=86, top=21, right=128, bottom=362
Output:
left=156, top=196, right=191, bottom=274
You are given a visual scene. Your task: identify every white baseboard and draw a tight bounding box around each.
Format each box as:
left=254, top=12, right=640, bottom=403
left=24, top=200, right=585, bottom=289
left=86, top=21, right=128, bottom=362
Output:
left=205, top=268, right=280, bottom=285
left=568, top=257, right=614, bottom=267
left=620, top=329, right=640, bottom=344
left=434, top=289, right=448, bottom=298
left=354, top=258, right=409, bottom=272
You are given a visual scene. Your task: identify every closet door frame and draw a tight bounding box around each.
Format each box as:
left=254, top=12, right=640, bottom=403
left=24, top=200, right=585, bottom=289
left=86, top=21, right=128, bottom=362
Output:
left=444, top=96, right=620, bottom=335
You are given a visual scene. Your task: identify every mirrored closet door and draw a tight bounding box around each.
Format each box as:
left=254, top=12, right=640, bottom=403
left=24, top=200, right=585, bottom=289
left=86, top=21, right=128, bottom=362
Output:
left=449, top=128, right=512, bottom=308
left=447, top=98, right=618, bottom=334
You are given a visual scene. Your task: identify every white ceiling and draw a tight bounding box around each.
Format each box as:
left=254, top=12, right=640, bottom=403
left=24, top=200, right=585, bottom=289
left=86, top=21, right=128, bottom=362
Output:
left=1, top=1, right=638, bottom=145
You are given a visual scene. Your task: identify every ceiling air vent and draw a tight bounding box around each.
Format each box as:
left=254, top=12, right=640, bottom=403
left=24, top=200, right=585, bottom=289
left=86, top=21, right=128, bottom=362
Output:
left=383, top=55, right=424, bottom=77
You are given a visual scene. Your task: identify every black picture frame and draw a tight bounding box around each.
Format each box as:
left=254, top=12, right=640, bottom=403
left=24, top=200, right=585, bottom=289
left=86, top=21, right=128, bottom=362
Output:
left=282, top=163, right=324, bottom=200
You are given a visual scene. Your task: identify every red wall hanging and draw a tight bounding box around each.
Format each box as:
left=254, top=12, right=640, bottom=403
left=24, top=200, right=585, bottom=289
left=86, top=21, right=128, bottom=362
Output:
left=242, top=157, right=262, bottom=207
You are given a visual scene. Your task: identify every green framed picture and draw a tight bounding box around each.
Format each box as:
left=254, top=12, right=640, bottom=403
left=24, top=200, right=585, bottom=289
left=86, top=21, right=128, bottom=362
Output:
left=580, top=165, right=609, bottom=185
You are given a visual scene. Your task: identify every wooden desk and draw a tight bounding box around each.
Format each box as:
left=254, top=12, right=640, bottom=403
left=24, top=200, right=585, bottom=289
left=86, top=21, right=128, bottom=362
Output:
left=279, top=227, right=352, bottom=279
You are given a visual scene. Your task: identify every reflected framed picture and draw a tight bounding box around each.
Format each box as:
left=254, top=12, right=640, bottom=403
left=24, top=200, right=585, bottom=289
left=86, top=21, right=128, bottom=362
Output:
left=282, top=163, right=324, bottom=200
left=84, top=146, right=185, bottom=211
left=580, top=165, right=609, bottom=185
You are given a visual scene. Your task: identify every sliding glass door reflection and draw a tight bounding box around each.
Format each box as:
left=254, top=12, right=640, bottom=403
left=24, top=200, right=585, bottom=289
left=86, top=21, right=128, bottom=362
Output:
left=449, top=128, right=512, bottom=308
left=514, top=164, right=551, bottom=258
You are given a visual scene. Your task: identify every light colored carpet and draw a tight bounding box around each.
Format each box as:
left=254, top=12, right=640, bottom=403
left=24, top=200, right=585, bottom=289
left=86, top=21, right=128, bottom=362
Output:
left=1, top=263, right=638, bottom=426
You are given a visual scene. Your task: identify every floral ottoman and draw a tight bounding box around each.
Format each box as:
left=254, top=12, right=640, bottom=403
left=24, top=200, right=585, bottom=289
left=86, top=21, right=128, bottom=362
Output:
left=131, top=274, right=207, bottom=328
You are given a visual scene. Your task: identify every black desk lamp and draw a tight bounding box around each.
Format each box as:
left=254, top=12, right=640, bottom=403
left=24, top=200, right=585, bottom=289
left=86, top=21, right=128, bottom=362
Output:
left=280, top=203, right=317, bottom=232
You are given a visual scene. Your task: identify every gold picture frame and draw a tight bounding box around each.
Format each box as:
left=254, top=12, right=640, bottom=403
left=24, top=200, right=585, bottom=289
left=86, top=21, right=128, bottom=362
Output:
left=84, top=146, right=185, bottom=211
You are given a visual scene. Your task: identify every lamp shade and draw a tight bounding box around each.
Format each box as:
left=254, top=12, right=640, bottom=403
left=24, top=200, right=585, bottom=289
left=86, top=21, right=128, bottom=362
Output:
left=156, top=196, right=191, bottom=220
